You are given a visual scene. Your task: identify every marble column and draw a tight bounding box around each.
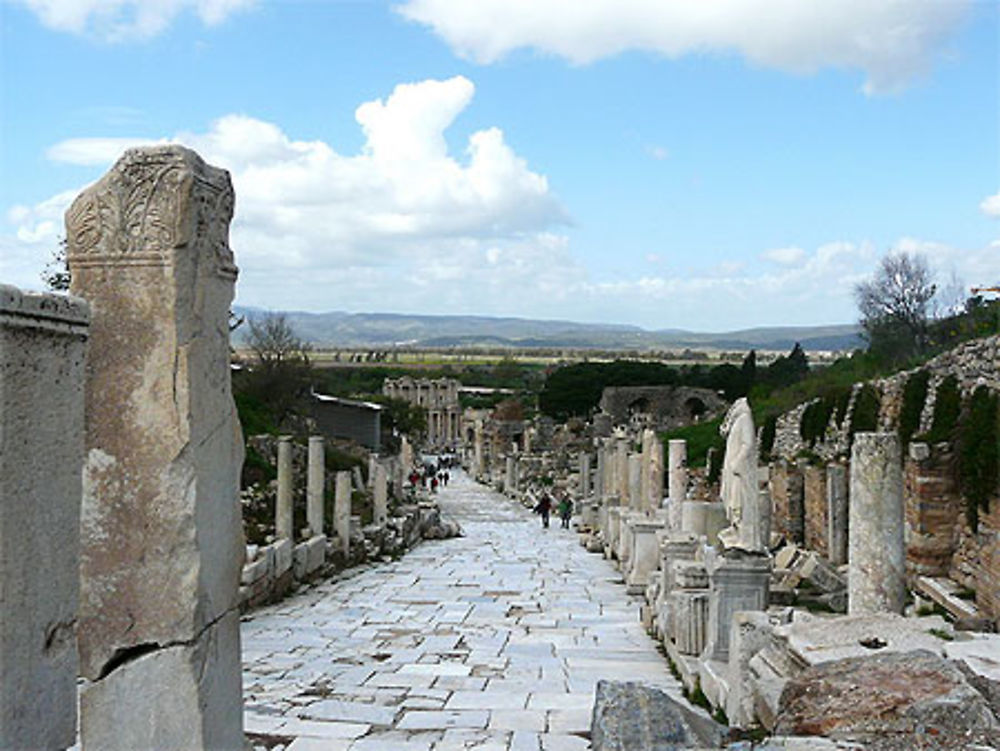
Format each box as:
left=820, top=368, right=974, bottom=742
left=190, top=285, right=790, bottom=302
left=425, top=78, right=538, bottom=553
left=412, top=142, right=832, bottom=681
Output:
left=69, top=146, right=244, bottom=750
left=827, top=462, right=848, bottom=566
left=374, top=464, right=388, bottom=526
left=0, top=285, right=89, bottom=751
left=668, top=439, right=687, bottom=528
left=335, top=471, right=352, bottom=556
left=579, top=452, right=591, bottom=498
left=307, top=436, right=325, bottom=538
left=849, top=433, right=905, bottom=615
left=628, top=454, right=642, bottom=511
left=647, top=431, right=664, bottom=513
left=276, top=435, right=294, bottom=540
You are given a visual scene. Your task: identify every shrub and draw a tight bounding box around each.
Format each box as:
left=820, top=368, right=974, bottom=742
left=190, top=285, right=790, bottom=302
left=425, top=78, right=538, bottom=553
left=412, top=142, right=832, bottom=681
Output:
left=958, top=386, right=998, bottom=530
left=898, top=369, right=930, bottom=448
left=848, top=384, right=880, bottom=445
left=800, top=398, right=834, bottom=447
left=926, top=375, right=961, bottom=444
left=759, top=414, right=777, bottom=461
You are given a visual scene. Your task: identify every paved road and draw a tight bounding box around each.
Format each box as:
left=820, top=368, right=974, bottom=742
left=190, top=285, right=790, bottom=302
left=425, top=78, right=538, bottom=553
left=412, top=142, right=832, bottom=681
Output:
left=242, top=469, right=678, bottom=751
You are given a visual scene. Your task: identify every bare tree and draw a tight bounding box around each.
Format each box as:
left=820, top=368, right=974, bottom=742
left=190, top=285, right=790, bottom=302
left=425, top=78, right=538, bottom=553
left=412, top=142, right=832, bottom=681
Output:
left=240, top=313, right=313, bottom=428
left=854, top=251, right=937, bottom=360
left=246, top=313, right=312, bottom=369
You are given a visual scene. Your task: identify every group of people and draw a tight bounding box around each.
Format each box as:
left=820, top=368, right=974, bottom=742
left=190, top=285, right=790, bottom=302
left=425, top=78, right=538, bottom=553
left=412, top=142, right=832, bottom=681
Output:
left=532, top=492, right=574, bottom=529
left=407, top=462, right=451, bottom=493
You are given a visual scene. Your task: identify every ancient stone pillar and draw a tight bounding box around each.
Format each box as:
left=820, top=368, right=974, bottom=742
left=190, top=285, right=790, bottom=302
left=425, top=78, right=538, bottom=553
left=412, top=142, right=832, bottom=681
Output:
left=616, top=439, right=629, bottom=503
left=647, top=432, right=664, bottom=512
left=68, top=146, right=243, bottom=749
left=579, top=452, right=591, bottom=498
left=374, top=463, right=388, bottom=526
left=826, top=462, right=848, bottom=566
left=335, top=471, right=352, bottom=555
left=595, top=447, right=605, bottom=499
left=628, top=454, right=642, bottom=510
left=0, top=285, right=89, bottom=751
left=307, top=436, right=325, bottom=537
left=668, top=439, right=687, bottom=528
left=505, top=455, right=515, bottom=493
left=277, top=435, right=294, bottom=540
left=473, top=423, right=483, bottom=477
left=640, top=430, right=652, bottom=508
left=849, top=433, right=905, bottom=614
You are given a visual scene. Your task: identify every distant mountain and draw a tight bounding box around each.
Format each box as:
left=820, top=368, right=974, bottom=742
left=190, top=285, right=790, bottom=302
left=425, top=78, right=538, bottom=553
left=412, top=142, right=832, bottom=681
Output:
left=233, top=307, right=863, bottom=352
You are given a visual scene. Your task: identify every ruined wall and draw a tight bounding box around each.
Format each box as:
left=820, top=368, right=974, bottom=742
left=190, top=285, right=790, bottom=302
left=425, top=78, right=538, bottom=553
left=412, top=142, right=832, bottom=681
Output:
left=904, top=443, right=962, bottom=578
left=765, top=335, right=1000, bottom=624
left=803, top=465, right=828, bottom=558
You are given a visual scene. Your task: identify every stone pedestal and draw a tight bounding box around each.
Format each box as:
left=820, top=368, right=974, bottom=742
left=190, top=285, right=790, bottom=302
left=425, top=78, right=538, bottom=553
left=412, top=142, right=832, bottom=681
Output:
left=704, top=552, right=771, bottom=663
left=374, top=463, right=388, bottom=526
left=0, top=285, right=89, bottom=751
left=826, top=463, right=848, bottom=566
left=307, top=436, right=325, bottom=537
left=335, top=471, right=352, bottom=555
left=668, top=439, right=687, bottom=528
left=68, top=146, right=244, bottom=750
left=277, top=435, right=294, bottom=540
left=849, top=433, right=905, bottom=614
left=627, top=520, right=667, bottom=594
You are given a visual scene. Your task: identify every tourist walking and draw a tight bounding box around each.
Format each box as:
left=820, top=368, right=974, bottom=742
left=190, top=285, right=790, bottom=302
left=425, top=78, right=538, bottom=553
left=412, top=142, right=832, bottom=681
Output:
left=558, top=495, right=573, bottom=529
left=534, top=493, right=552, bottom=529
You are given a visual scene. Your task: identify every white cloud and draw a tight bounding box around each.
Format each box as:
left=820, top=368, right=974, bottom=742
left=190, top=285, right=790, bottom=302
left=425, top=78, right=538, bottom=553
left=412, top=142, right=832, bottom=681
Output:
left=397, top=0, right=970, bottom=94
left=980, top=192, right=1000, bottom=218
left=761, top=246, right=806, bottom=265
left=17, top=0, right=255, bottom=41
left=4, top=76, right=572, bottom=308
left=646, top=145, right=668, bottom=161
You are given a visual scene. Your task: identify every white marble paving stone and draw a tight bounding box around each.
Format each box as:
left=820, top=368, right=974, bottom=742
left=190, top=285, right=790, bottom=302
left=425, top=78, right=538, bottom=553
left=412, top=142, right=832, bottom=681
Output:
left=396, top=709, right=490, bottom=730
left=241, top=469, right=679, bottom=748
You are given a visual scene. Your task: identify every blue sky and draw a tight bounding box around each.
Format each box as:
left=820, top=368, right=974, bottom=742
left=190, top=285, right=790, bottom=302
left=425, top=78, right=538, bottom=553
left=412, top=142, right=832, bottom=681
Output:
left=1, top=0, right=997, bottom=331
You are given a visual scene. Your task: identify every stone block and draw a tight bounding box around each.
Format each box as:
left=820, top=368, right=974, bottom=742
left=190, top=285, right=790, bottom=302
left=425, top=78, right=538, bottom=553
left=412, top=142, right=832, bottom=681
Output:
left=669, top=590, right=710, bottom=656
left=796, top=551, right=845, bottom=593
left=81, top=611, right=243, bottom=750
left=773, top=650, right=998, bottom=743
left=704, top=552, right=770, bottom=662
left=725, top=611, right=773, bottom=728
left=241, top=555, right=271, bottom=586
left=273, top=538, right=293, bottom=578
left=590, top=680, right=724, bottom=751
left=0, top=285, right=89, bottom=751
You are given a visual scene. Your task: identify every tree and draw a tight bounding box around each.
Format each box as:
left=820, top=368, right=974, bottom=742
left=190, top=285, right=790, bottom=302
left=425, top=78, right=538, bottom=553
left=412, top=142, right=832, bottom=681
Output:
left=238, top=313, right=313, bottom=428
left=854, top=251, right=937, bottom=361
left=42, top=240, right=70, bottom=292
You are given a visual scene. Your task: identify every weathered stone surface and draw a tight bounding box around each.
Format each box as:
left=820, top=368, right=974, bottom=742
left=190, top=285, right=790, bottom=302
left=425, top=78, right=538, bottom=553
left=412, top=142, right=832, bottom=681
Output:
left=68, top=146, right=244, bottom=748
left=374, top=463, right=388, bottom=526
left=726, top=611, right=773, bottom=729
left=944, top=634, right=1000, bottom=721
left=307, top=436, right=325, bottom=536
left=825, top=463, right=848, bottom=566
left=773, top=650, right=999, bottom=744
left=590, top=680, right=724, bottom=751
left=849, top=433, right=905, bottom=614
left=81, top=611, right=243, bottom=751
left=335, top=471, right=351, bottom=555
left=277, top=435, right=294, bottom=539
left=0, top=285, right=89, bottom=751
left=704, top=551, right=770, bottom=662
